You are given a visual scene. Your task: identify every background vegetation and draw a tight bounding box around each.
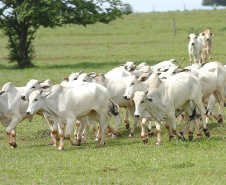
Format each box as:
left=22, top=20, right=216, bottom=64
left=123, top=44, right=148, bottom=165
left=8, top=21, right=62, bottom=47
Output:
left=0, top=10, right=226, bottom=184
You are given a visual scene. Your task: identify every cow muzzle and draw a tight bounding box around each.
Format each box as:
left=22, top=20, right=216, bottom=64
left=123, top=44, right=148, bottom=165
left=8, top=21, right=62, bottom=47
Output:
left=123, top=95, right=129, bottom=100
left=21, top=95, right=26, bottom=101
left=26, top=111, right=31, bottom=115
left=134, top=114, right=140, bottom=118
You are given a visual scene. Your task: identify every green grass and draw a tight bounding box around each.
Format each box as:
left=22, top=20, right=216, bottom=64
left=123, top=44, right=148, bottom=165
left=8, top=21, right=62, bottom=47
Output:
left=0, top=10, right=226, bottom=184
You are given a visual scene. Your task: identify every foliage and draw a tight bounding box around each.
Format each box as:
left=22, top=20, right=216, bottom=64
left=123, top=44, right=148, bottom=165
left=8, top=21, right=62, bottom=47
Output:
left=0, top=0, right=126, bottom=68
left=202, top=0, right=226, bottom=6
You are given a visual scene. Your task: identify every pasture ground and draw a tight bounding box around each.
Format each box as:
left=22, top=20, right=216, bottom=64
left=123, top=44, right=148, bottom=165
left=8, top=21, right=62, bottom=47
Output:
left=0, top=9, right=226, bottom=184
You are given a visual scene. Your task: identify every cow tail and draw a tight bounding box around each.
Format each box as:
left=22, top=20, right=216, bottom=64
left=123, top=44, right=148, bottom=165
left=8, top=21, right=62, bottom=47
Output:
left=189, top=106, right=196, bottom=121
left=169, top=59, right=186, bottom=68
left=108, top=98, right=119, bottom=116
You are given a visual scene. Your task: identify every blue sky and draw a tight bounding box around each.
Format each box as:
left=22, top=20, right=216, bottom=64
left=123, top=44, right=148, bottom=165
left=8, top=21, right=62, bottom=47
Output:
left=121, top=0, right=224, bottom=12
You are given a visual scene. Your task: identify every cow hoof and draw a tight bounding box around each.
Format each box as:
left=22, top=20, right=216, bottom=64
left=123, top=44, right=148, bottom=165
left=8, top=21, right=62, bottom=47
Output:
left=148, top=131, right=154, bottom=138
left=117, top=132, right=121, bottom=137
left=188, top=136, right=193, bottom=141
left=197, top=133, right=202, bottom=139
left=218, top=118, right=223, bottom=123
left=155, top=142, right=160, bottom=145
left=94, top=138, right=99, bottom=142
left=10, top=142, right=17, bottom=148
left=129, top=133, right=134, bottom=137
left=124, top=121, right=130, bottom=129
left=142, top=138, right=148, bottom=144
left=58, top=147, right=64, bottom=151
left=98, top=143, right=105, bottom=147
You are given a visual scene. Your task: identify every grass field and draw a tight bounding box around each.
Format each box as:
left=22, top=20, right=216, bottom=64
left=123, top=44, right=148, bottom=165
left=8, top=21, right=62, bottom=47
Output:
left=0, top=9, right=226, bottom=184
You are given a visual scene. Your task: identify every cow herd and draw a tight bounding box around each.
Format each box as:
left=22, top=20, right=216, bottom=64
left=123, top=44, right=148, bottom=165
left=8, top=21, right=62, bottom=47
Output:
left=0, top=57, right=225, bottom=150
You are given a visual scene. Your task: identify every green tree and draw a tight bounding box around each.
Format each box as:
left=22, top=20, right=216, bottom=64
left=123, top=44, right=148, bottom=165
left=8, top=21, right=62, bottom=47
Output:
left=0, top=0, right=126, bottom=68
left=202, top=0, right=226, bottom=6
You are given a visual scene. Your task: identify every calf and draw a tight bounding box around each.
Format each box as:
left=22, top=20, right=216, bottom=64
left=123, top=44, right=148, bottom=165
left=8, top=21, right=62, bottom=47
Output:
left=188, top=34, right=203, bottom=64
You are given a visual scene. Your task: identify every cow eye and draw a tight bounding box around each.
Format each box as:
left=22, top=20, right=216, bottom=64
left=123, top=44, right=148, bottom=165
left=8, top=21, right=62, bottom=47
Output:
left=74, top=78, right=77, bottom=80
left=131, top=83, right=134, bottom=86
left=141, top=100, right=144, bottom=103
left=34, top=99, right=38, bottom=101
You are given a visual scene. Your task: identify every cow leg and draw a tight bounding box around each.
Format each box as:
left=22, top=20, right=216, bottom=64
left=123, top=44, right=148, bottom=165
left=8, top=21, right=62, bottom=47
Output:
left=48, top=121, right=58, bottom=147
left=11, top=128, right=16, bottom=146
left=98, top=115, right=108, bottom=146
left=114, top=114, right=122, bottom=133
left=209, top=48, right=212, bottom=62
left=74, top=120, right=80, bottom=138
left=193, top=98, right=210, bottom=138
left=165, top=121, right=174, bottom=141
left=167, top=115, right=184, bottom=141
left=155, top=121, right=161, bottom=145
left=89, top=118, right=99, bottom=142
left=147, top=119, right=154, bottom=137
left=6, top=118, right=21, bottom=148
left=124, top=108, right=130, bottom=129
left=65, top=118, right=80, bottom=147
left=213, top=90, right=224, bottom=123
left=58, top=124, right=65, bottom=150
left=141, top=118, right=148, bottom=144
left=127, top=106, right=139, bottom=137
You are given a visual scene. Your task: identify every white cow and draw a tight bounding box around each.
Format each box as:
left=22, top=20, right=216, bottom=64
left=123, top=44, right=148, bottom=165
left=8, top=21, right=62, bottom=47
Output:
left=190, top=62, right=226, bottom=122
left=0, top=82, right=33, bottom=148
left=61, top=70, right=84, bottom=82
left=105, top=66, right=132, bottom=78
left=188, top=33, right=203, bottom=64
left=133, top=73, right=210, bottom=144
left=26, top=83, right=121, bottom=150
left=199, top=29, right=214, bottom=62
left=151, top=59, right=185, bottom=72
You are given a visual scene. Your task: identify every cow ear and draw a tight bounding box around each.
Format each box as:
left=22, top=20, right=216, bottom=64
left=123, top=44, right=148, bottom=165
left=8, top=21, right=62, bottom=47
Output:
left=40, top=91, right=52, bottom=99
left=140, top=76, right=149, bottom=82
left=79, top=69, right=84, bottom=74
left=41, top=85, right=50, bottom=89
left=130, top=67, right=136, bottom=71
left=163, top=68, right=169, bottom=72
left=61, top=77, right=69, bottom=82
left=211, top=32, right=214, bottom=36
left=0, top=91, right=5, bottom=95
left=87, top=72, right=97, bottom=79
left=147, top=97, right=152, bottom=102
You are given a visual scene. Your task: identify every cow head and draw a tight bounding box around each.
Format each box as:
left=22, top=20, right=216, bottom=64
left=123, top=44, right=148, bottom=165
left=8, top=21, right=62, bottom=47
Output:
left=133, top=91, right=152, bottom=118
left=188, top=33, right=197, bottom=46
left=68, top=70, right=84, bottom=81
left=77, top=72, right=97, bottom=82
left=204, top=29, right=214, bottom=42
left=123, top=75, right=149, bottom=100
left=21, top=79, right=51, bottom=101
left=124, top=61, right=136, bottom=72
left=26, top=90, right=51, bottom=115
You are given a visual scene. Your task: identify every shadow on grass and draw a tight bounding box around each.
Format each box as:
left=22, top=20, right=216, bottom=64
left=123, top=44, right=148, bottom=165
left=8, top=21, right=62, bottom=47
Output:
left=0, top=60, right=159, bottom=70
